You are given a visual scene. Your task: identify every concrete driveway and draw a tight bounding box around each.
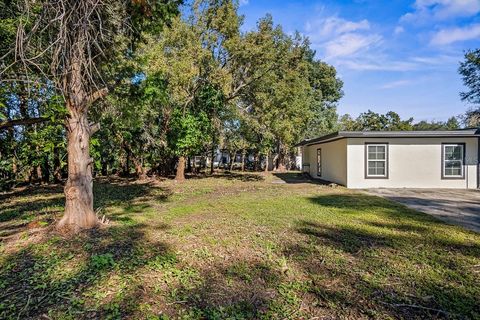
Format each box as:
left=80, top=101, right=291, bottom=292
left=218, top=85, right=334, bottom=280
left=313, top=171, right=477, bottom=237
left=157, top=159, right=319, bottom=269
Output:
left=366, top=188, right=480, bottom=233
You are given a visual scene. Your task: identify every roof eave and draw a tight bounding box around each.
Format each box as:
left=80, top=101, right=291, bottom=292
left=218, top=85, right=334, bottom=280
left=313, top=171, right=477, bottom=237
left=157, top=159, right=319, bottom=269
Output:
left=297, top=130, right=480, bottom=147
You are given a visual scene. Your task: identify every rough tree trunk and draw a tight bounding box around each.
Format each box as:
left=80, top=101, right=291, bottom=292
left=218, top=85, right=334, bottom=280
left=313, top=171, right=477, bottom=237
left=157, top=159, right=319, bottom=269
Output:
left=27, top=168, right=33, bottom=183
left=210, top=146, right=215, bottom=175
left=100, top=157, right=108, bottom=177
left=241, top=149, right=246, bottom=172
left=187, top=156, right=192, bottom=173
left=35, top=165, right=43, bottom=183
left=192, top=157, right=197, bottom=174
left=12, top=156, right=17, bottom=179
left=52, top=37, right=107, bottom=232
left=229, top=151, right=236, bottom=171
left=264, top=152, right=269, bottom=173
left=272, top=154, right=279, bottom=171
left=122, top=145, right=131, bottom=176
left=57, top=109, right=98, bottom=232
left=134, top=157, right=146, bottom=180
left=277, top=152, right=287, bottom=172
left=255, top=153, right=261, bottom=171
left=43, top=156, right=50, bottom=183
left=35, top=145, right=43, bottom=183
left=275, top=140, right=287, bottom=172
left=53, top=146, right=62, bottom=182
left=175, top=156, right=186, bottom=181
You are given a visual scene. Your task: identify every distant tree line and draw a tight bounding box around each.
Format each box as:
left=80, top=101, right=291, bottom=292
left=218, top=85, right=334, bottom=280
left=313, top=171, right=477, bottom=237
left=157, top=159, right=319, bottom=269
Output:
left=338, top=110, right=460, bottom=131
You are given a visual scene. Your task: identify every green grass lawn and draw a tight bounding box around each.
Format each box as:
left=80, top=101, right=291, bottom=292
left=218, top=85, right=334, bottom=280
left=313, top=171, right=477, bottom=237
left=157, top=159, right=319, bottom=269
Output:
left=1, top=172, right=479, bottom=319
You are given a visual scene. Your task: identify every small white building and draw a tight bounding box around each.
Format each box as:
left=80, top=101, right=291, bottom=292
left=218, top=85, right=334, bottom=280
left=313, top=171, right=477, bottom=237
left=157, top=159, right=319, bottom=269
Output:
left=298, top=130, right=480, bottom=189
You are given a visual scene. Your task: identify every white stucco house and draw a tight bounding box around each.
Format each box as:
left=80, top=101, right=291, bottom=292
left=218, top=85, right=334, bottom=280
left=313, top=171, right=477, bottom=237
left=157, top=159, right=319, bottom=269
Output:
left=297, top=130, right=480, bottom=189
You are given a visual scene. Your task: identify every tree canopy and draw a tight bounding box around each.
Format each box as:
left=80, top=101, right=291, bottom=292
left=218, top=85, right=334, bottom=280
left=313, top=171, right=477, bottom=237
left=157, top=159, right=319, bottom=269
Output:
left=459, top=49, right=480, bottom=127
left=339, top=110, right=460, bottom=132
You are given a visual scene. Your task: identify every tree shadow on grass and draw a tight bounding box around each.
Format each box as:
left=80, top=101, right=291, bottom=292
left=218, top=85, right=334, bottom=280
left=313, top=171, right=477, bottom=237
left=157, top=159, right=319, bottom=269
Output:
left=308, top=193, right=440, bottom=223
left=0, top=180, right=172, bottom=241
left=298, top=220, right=394, bottom=254
left=93, top=180, right=172, bottom=208
left=367, top=220, right=428, bottom=233
left=158, top=258, right=288, bottom=318
left=186, top=171, right=265, bottom=182
left=0, top=187, right=64, bottom=223
left=0, top=187, right=64, bottom=240
left=272, top=172, right=328, bottom=185
left=374, top=194, right=480, bottom=233
left=0, top=222, right=173, bottom=319
left=307, top=194, right=480, bottom=256
left=1, top=228, right=292, bottom=319
left=0, top=184, right=64, bottom=199
left=289, top=217, right=480, bottom=319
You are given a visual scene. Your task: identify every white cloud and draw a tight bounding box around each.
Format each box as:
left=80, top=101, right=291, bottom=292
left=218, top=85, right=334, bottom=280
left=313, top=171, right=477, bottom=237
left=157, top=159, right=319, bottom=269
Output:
left=410, top=54, right=459, bottom=64
left=430, top=0, right=480, bottom=19
left=339, top=59, right=419, bottom=72
left=305, top=17, right=370, bottom=40
left=324, top=33, right=382, bottom=59
left=430, top=23, right=480, bottom=45
left=303, top=13, right=464, bottom=73
left=380, top=80, right=413, bottom=89
left=394, top=26, right=404, bottom=35
left=305, top=16, right=382, bottom=60
left=239, top=0, right=249, bottom=6
left=332, top=53, right=459, bottom=72
left=401, top=0, right=480, bottom=23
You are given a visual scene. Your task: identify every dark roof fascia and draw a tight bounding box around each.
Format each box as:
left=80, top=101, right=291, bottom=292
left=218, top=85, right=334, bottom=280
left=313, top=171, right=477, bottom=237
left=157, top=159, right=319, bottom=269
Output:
left=303, top=135, right=346, bottom=147
left=297, top=129, right=480, bottom=147
left=295, top=132, right=341, bottom=147
left=340, top=130, right=480, bottom=138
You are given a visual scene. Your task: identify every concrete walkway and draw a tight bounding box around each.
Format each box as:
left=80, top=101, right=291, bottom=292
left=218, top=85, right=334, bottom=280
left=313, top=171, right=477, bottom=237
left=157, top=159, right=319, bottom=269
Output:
left=366, top=188, right=480, bottom=233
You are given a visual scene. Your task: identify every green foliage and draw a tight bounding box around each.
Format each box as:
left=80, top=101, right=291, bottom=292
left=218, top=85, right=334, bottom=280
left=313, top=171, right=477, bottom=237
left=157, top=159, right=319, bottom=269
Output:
left=459, top=49, right=480, bottom=127
left=339, top=110, right=413, bottom=131
left=91, top=253, right=116, bottom=270
left=138, top=3, right=343, bottom=170
left=413, top=116, right=460, bottom=130
left=148, top=252, right=178, bottom=270
left=168, top=107, right=213, bottom=157
left=128, top=0, right=182, bottom=40
left=90, top=72, right=169, bottom=176
left=459, top=48, right=480, bottom=105
left=339, top=111, right=462, bottom=132
left=0, top=81, right=67, bottom=188
left=231, top=15, right=343, bottom=165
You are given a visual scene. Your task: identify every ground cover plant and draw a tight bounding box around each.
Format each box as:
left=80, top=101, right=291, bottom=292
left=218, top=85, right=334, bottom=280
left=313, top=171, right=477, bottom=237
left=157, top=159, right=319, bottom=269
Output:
left=1, top=172, right=479, bottom=319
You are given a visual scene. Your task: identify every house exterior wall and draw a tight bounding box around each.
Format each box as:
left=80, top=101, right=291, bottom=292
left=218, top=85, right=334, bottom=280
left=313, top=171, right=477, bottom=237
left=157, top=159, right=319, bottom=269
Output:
left=346, top=137, right=479, bottom=189
left=302, top=139, right=347, bottom=185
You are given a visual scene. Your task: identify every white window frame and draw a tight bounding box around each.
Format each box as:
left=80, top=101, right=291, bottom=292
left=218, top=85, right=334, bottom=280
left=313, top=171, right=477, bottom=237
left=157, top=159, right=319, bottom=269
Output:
left=442, top=143, right=465, bottom=179
left=365, top=143, right=388, bottom=179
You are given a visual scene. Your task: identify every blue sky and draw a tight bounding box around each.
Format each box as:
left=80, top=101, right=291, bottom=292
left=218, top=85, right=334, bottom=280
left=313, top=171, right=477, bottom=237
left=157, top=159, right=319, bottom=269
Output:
left=238, top=0, right=480, bottom=122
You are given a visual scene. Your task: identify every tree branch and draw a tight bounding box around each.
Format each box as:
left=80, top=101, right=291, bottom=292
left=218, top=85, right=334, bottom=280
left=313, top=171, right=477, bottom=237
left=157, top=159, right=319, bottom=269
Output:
left=0, top=117, right=49, bottom=130
left=226, top=64, right=276, bottom=102
left=86, top=87, right=108, bottom=105
left=89, top=122, right=100, bottom=134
